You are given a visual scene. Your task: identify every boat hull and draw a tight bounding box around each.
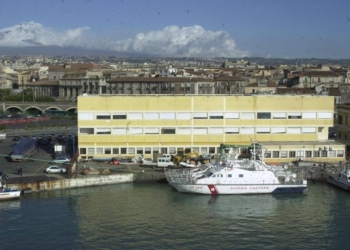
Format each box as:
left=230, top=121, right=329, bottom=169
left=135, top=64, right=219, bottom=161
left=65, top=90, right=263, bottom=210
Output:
left=0, top=191, right=21, bottom=201
left=326, top=176, right=350, bottom=191
left=170, top=183, right=307, bottom=194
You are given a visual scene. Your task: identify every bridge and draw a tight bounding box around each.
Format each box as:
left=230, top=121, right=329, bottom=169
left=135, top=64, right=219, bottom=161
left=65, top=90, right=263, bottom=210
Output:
left=1, top=102, right=77, bottom=114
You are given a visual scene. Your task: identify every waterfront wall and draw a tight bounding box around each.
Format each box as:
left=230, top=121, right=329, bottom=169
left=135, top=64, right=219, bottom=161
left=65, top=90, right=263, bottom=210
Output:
left=7, top=173, right=133, bottom=192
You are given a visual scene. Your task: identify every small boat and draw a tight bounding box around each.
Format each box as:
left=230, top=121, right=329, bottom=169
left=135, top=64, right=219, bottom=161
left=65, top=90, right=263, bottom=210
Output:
left=326, top=169, right=350, bottom=191
left=0, top=187, right=21, bottom=201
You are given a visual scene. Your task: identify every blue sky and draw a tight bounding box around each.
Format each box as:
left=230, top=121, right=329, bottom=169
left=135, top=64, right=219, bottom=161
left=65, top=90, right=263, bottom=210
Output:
left=0, top=0, right=350, bottom=58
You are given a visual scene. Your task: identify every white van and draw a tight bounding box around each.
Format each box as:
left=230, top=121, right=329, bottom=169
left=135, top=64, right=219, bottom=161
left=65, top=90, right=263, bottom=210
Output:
left=157, top=157, right=175, bottom=168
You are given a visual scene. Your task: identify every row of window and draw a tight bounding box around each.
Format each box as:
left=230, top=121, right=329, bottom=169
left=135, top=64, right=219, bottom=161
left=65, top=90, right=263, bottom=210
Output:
left=79, top=126, right=321, bottom=135
left=265, top=150, right=344, bottom=158
left=78, top=111, right=333, bottom=121
left=79, top=146, right=344, bottom=158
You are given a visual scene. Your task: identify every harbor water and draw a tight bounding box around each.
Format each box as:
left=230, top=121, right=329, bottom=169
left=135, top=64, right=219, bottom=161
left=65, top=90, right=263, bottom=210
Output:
left=0, top=182, right=350, bottom=250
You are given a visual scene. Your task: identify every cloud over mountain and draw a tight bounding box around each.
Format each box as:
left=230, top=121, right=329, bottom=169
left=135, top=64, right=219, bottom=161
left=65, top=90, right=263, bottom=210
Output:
left=0, top=22, right=249, bottom=57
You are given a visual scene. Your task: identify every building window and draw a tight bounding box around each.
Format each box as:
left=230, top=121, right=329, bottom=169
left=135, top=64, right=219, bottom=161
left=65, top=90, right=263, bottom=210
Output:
left=192, top=147, right=199, bottom=153
left=96, top=128, right=111, bottom=134
left=113, top=148, right=119, bottom=154
left=273, top=151, right=279, bottom=158
left=256, top=127, right=270, bottom=134
left=280, top=151, right=287, bottom=158
left=105, top=148, right=111, bottom=154
left=193, top=112, right=207, bottom=119
left=305, top=151, right=312, bottom=158
left=128, top=148, right=135, bottom=154
left=80, top=148, right=86, bottom=154
left=209, top=112, right=224, bottom=119
left=169, top=147, right=176, bottom=154
left=79, top=128, right=94, bottom=134
left=113, top=113, right=127, bottom=119
left=338, top=115, right=343, bottom=124
left=321, top=151, right=327, bottom=157
left=145, top=147, right=151, bottom=154
left=145, top=128, right=159, bottom=134
left=209, top=147, right=216, bottom=154
left=288, top=113, right=302, bottom=119
left=328, top=150, right=336, bottom=157
left=289, top=151, right=296, bottom=158
left=161, top=128, right=176, bottom=134
left=314, top=151, right=320, bottom=157
left=161, top=148, right=168, bottom=154
left=257, top=112, right=271, bottom=119
left=96, top=148, right=103, bottom=154
left=153, top=147, right=159, bottom=154
left=96, top=113, right=111, bottom=120
left=337, top=150, right=344, bottom=157
left=121, top=148, right=127, bottom=154
left=265, top=151, right=271, bottom=158
left=136, top=148, right=143, bottom=154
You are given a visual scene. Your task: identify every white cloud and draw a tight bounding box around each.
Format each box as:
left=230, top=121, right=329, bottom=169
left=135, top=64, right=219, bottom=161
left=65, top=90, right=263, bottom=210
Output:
left=110, top=25, right=249, bottom=57
left=0, top=22, right=249, bottom=57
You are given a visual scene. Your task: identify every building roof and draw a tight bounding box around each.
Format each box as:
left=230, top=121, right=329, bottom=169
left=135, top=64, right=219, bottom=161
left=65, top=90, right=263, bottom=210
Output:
left=246, top=82, right=277, bottom=87
left=26, top=79, right=59, bottom=86
left=301, top=71, right=340, bottom=77
left=327, top=88, right=341, bottom=96
left=215, top=76, right=245, bottom=81
left=107, top=77, right=214, bottom=83
left=276, top=88, right=316, bottom=95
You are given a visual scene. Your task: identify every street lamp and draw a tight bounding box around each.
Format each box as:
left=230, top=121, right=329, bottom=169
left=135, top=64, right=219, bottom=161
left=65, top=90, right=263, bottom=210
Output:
left=21, top=78, right=24, bottom=113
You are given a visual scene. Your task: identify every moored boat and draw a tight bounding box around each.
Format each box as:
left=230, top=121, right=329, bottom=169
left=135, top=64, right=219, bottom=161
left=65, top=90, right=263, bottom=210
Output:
left=0, top=187, right=21, bottom=201
left=164, top=143, right=307, bottom=195
left=326, top=169, right=350, bottom=191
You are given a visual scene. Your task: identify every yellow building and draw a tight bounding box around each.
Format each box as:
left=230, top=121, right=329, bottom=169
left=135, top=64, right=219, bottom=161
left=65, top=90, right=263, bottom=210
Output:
left=77, top=94, right=345, bottom=163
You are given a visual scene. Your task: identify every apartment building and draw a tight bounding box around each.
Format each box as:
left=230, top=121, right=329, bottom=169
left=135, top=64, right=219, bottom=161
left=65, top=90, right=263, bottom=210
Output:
left=77, top=94, right=345, bottom=164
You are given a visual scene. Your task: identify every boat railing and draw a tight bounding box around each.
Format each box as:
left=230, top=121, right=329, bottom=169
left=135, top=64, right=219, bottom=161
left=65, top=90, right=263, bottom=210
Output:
left=164, top=169, right=196, bottom=184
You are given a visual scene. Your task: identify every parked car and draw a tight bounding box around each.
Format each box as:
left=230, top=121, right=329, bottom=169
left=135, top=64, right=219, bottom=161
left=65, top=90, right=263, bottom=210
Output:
left=40, top=139, right=49, bottom=145
left=57, top=134, right=64, bottom=141
left=45, top=166, right=67, bottom=174
left=50, top=157, right=70, bottom=164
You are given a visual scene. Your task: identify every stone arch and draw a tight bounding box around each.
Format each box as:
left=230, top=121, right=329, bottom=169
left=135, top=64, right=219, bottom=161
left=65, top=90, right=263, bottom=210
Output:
left=24, top=106, right=43, bottom=115
left=44, top=107, right=63, bottom=111
left=65, top=107, right=77, bottom=116
left=5, top=106, right=23, bottom=114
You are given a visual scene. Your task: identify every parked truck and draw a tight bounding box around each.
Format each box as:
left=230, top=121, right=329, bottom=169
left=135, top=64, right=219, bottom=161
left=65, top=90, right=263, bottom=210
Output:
left=11, top=138, right=37, bottom=162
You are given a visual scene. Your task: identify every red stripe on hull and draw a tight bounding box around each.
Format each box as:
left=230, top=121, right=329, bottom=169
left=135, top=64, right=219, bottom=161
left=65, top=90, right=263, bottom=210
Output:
left=207, top=185, right=219, bottom=194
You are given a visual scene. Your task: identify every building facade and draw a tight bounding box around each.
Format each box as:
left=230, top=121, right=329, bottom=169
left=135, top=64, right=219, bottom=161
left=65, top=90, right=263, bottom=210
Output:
left=77, top=94, right=344, bottom=163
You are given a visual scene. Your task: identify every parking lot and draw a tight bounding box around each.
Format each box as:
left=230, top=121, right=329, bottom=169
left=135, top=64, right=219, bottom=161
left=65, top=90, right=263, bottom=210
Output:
left=0, top=133, right=74, bottom=179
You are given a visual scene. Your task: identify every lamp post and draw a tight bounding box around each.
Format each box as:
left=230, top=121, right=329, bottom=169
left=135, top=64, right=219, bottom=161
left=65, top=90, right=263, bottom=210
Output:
left=21, top=78, right=24, bottom=113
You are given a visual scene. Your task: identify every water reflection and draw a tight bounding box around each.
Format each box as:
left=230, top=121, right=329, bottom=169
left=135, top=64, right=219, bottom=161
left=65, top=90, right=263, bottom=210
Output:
left=0, top=183, right=349, bottom=250
left=0, top=200, right=20, bottom=212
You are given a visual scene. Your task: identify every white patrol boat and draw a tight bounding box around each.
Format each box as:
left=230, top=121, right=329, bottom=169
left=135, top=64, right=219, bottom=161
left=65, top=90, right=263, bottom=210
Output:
left=164, top=143, right=307, bottom=195
left=326, top=168, right=350, bottom=191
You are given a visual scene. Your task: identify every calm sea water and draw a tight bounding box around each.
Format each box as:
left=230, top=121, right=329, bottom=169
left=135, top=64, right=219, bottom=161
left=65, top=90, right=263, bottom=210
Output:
left=0, top=182, right=349, bottom=250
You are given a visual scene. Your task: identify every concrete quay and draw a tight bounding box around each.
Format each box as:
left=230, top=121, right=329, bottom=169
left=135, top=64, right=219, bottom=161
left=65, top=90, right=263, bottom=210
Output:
left=3, top=164, right=167, bottom=193
left=5, top=173, right=134, bottom=192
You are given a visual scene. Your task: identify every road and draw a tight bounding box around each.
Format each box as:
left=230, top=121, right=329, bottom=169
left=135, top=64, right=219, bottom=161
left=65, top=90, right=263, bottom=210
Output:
left=0, top=134, right=74, bottom=180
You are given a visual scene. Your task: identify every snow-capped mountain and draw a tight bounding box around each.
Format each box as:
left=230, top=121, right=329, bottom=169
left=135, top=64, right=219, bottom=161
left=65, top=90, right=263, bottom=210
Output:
left=0, top=22, right=61, bottom=47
